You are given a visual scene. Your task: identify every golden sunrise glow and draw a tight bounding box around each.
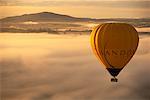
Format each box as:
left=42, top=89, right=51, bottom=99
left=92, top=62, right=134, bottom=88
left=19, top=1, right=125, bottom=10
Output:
left=0, top=0, right=150, bottom=18
left=0, top=5, right=149, bottom=19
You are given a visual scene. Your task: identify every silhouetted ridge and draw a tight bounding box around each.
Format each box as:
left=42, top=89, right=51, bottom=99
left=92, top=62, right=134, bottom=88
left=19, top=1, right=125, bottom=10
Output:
left=0, top=12, right=149, bottom=28
left=0, top=12, right=85, bottom=22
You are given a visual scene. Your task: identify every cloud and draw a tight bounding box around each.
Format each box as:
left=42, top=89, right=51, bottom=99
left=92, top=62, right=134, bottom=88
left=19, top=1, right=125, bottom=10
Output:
left=0, top=0, right=149, bottom=18
left=0, top=0, right=150, bottom=9
left=0, top=0, right=17, bottom=6
left=0, top=0, right=9, bottom=6
left=1, top=35, right=150, bottom=100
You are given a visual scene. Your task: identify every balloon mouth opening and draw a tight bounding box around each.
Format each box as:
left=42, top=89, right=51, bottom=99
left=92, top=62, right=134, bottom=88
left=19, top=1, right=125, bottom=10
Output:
left=106, top=68, right=122, bottom=82
left=106, top=68, right=123, bottom=77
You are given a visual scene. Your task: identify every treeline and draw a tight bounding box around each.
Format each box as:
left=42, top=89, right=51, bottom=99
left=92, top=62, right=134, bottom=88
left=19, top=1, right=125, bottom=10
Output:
left=0, top=27, right=91, bottom=34
left=0, top=27, right=149, bottom=35
left=0, top=27, right=58, bottom=33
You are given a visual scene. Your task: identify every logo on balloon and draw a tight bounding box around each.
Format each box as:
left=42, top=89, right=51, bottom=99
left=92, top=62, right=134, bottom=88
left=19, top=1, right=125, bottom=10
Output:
left=100, top=49, right=135, bottom=56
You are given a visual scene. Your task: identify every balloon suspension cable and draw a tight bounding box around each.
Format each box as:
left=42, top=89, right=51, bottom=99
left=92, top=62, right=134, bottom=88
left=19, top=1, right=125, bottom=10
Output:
left=111, top=76, right=118, bottom=82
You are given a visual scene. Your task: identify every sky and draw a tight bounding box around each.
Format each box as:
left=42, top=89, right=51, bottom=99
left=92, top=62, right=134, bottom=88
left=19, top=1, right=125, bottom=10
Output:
left=0, top=0, right=150, bottom=18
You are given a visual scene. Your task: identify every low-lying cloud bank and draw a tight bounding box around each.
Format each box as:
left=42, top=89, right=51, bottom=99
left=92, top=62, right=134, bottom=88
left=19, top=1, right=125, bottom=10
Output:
left=0, top=35, right=150, bottom=100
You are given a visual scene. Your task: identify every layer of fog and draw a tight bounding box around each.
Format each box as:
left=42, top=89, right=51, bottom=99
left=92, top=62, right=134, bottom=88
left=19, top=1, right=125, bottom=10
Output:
left=0, top=34, right=150, bottom=100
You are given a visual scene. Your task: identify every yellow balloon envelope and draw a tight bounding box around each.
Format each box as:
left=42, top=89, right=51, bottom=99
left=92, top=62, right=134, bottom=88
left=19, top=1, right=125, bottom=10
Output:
left=90, top=23, right=139, bottom=82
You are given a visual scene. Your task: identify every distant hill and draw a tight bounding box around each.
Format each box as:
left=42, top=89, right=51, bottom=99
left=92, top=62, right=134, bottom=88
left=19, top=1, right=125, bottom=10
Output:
left=0, top=12, right=91, bottom=22
left=0, top=12, right=149, bottom=24
left=0, top=12, right=150, bottom=34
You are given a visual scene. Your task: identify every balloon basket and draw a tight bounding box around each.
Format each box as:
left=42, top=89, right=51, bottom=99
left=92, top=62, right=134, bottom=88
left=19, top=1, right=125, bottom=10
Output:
left=111, top=77, right=118, bottom=82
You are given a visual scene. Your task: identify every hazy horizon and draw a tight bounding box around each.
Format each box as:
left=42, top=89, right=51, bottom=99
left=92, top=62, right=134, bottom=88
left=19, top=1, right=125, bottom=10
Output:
left=1, top=11, right=150, bottom=20
left=0, top=0, right=150, bottom=19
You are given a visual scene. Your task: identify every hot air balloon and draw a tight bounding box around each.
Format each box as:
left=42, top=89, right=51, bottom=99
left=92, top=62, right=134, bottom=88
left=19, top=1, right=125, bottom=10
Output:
left=90, top=23, right=139, bottom=82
